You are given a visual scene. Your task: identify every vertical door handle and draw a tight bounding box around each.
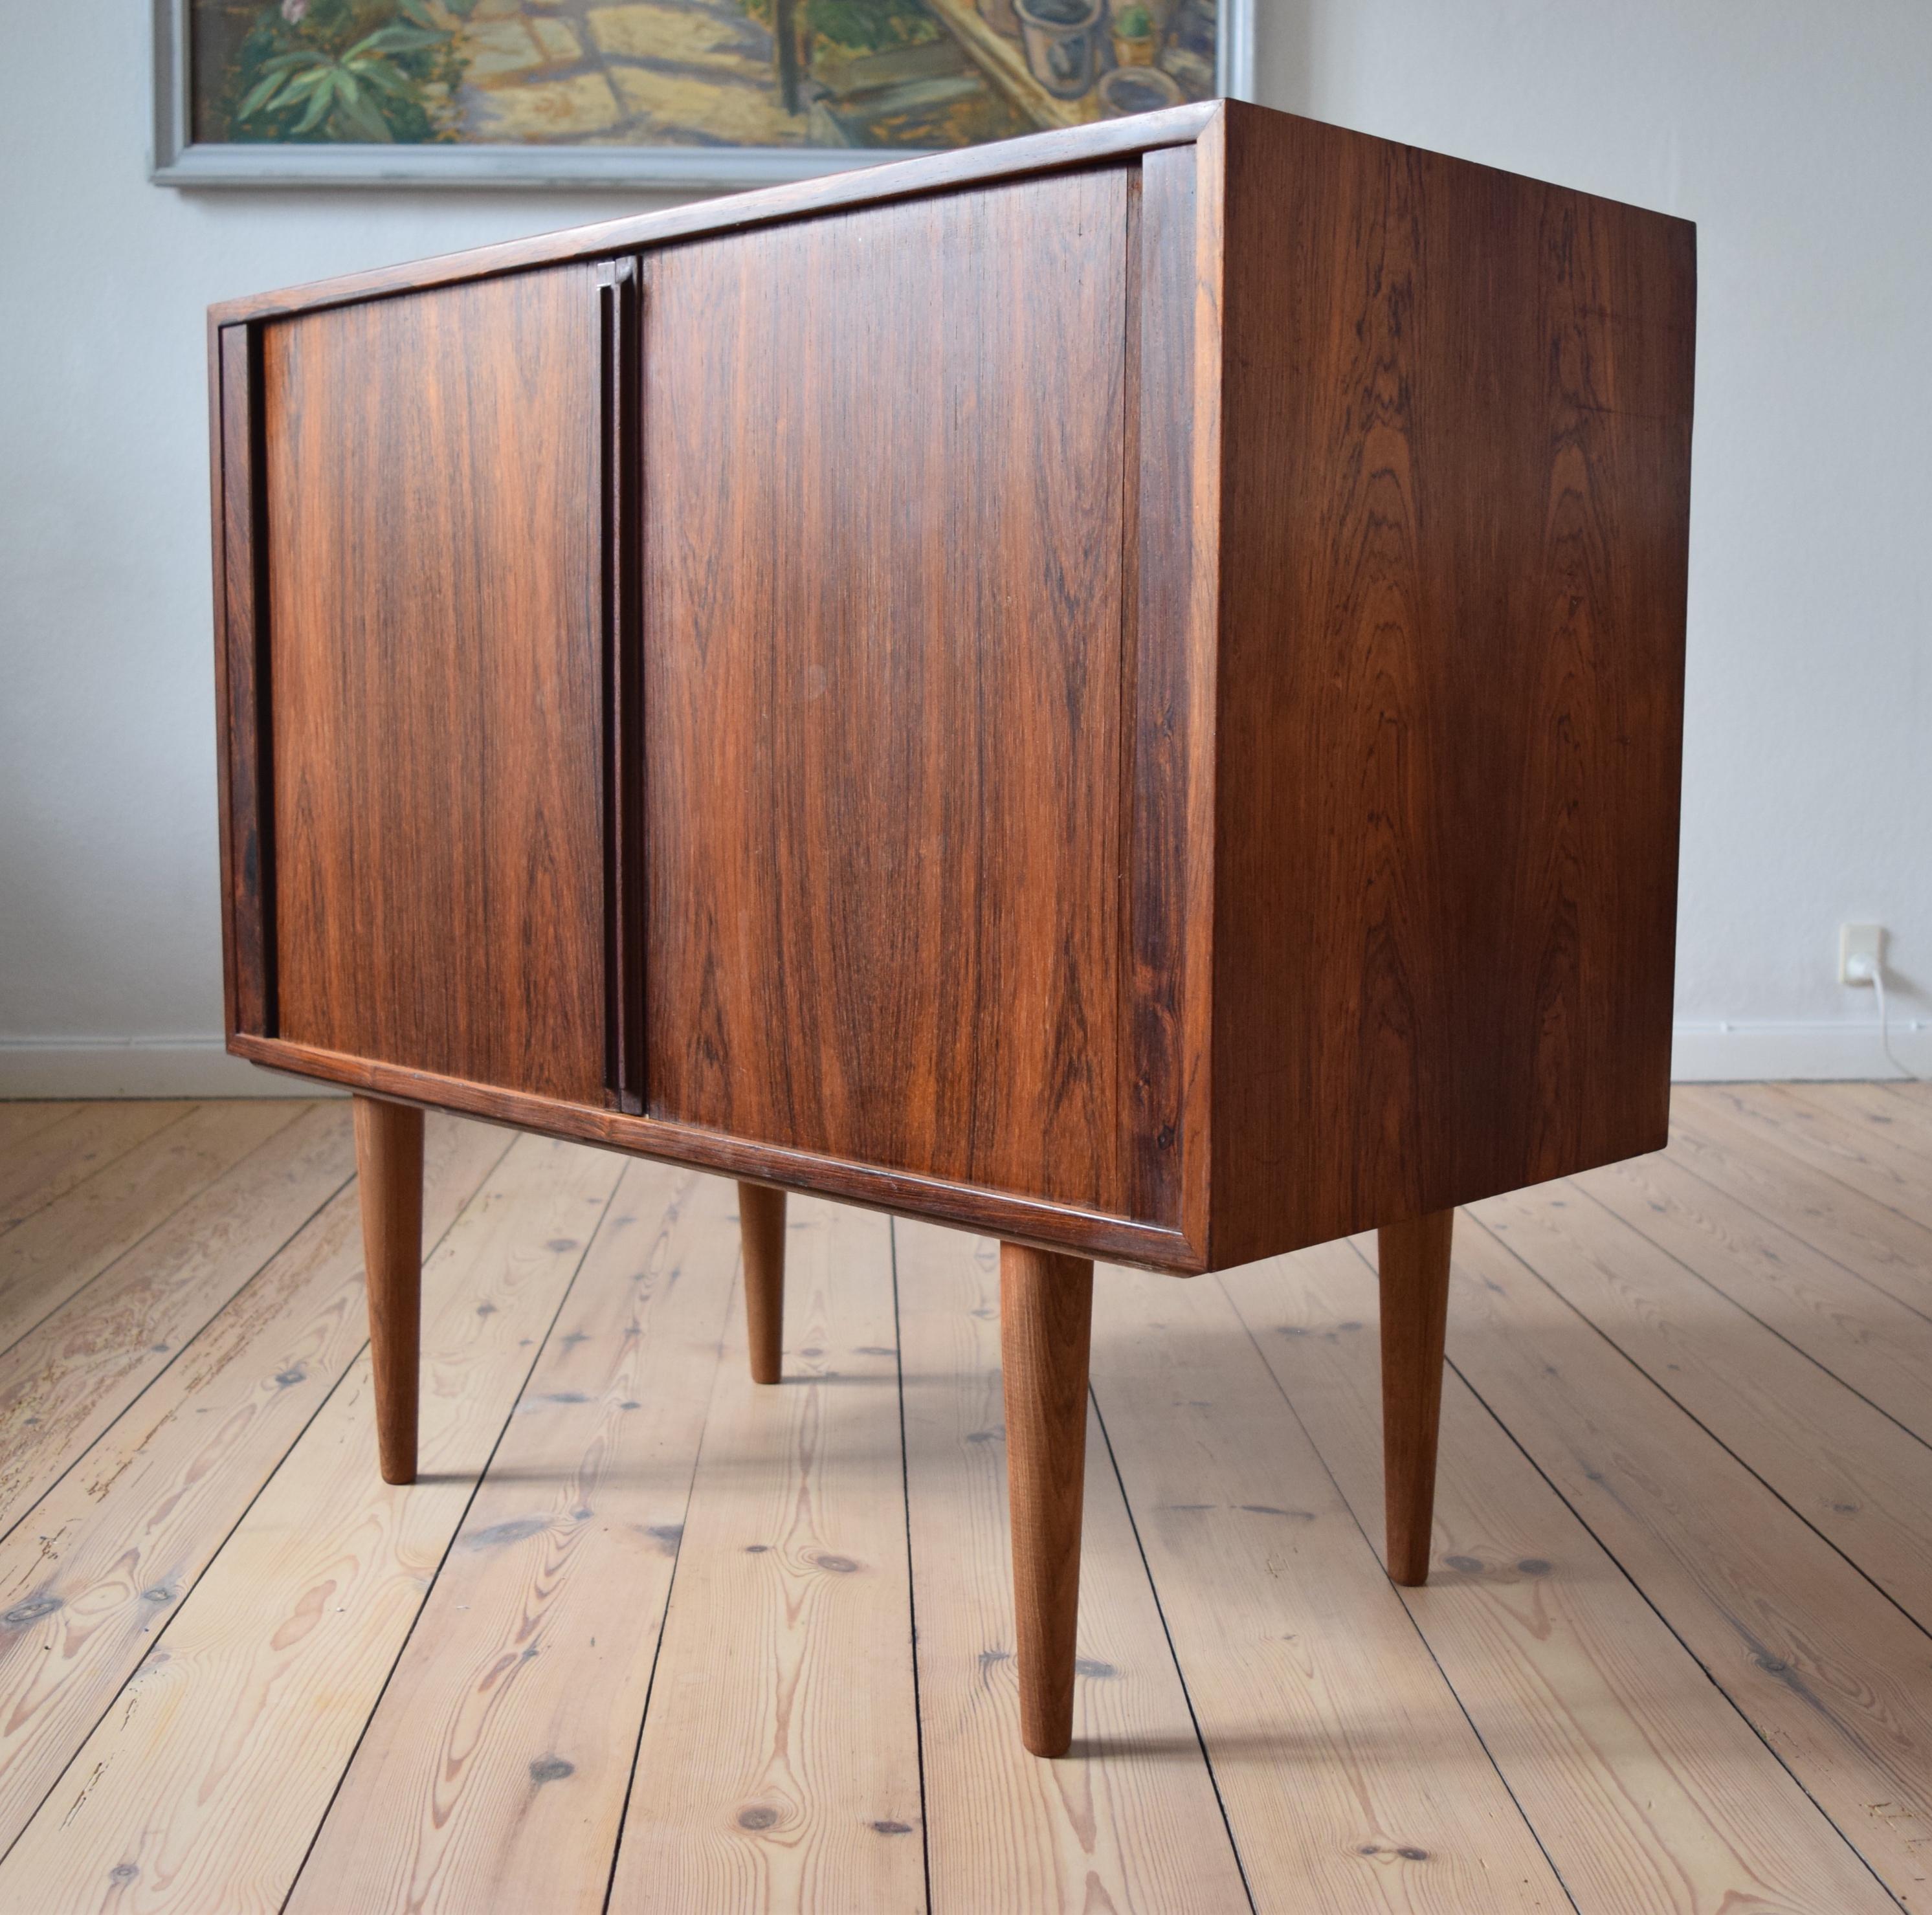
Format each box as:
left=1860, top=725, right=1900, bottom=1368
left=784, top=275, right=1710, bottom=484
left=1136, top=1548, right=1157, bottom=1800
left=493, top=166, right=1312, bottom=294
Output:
left=599, top=257, right=645, bottom=1112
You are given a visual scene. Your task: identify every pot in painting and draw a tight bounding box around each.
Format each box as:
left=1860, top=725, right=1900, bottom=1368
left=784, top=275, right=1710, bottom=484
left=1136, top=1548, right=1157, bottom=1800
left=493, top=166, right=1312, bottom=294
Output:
left=1015, top=0, right=1107, bottom=98
left=1097, top=65, right=1184, bottom=115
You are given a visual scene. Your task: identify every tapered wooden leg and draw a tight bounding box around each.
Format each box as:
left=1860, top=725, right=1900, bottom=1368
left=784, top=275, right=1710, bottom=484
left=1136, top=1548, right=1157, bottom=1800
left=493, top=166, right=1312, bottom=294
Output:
left=353, top=1095, right=425, bottom=1487
left=1378, top=1208, right=1454, bottom=1586
left=738, top=1182, right=786, bottom=1385
left=1000, top=1241, right=1093, bottom=1758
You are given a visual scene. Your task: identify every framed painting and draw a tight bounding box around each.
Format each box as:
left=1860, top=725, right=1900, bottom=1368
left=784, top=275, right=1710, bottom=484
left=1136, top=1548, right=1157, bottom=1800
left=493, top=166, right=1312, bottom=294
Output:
left=152, top=0, right=1253, bottom=188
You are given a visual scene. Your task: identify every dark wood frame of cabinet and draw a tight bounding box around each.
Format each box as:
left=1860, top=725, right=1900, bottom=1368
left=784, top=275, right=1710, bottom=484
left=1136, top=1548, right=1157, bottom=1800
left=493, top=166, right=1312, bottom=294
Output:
left=210, top=100, right=1695, bottom=1757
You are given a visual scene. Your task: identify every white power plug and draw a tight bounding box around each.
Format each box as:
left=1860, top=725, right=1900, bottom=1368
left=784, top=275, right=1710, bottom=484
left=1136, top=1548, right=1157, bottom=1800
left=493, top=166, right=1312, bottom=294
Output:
left=1838, top=922, right=1920, bottom=1079
left=1839, top=923, right=1884, bottom=986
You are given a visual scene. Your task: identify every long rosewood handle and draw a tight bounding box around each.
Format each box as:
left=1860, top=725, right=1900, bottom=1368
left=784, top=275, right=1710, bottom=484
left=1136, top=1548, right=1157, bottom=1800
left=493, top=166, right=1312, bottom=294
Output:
left=599, top=255, right=644, bottom=1113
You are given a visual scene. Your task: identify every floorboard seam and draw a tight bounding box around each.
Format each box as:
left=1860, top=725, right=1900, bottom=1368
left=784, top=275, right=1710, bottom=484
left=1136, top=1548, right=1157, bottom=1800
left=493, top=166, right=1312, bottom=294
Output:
left=1433, top=1312, right=1908, bottom=1912
left=0, top=1132, right=509, bottom=1881
left=0, top=1106, right=82, bottom=1162
left=6, top=1097, right=1924, bottom=1907
left=1561, top=1174, right=1932, bottom=1448
left=599, top=1177, right=739, bottom=1915
left=1215, top=1267, right=1581, bottom=1915
left=1671, top=1124, right=1932, bottom=1307
left=1874, top=1083, right=1932, bottom=1109
left=887, top=1219, right=936, bottom=1915
left=1676, top=1109, right=1932, bottom=1245
left=1087, top=1379, right=1258, bottom=1915
left=281, top=1152, right=623, bottom=1914
left=0, top=1157, right=359, bottom=1560
left=0, top=1104, right=203, bottom=1247
left=1661, top=1140, right=1932, bottom=1326
left=1464, top=1209, right=1932, bottom=1647
left=0, top=1102, right=261, bottom=1369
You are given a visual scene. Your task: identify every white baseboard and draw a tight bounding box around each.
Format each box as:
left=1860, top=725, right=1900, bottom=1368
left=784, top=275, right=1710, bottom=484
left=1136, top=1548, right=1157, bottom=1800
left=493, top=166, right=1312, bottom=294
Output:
left=1671, top=1019, right=1929, bottom=1081
left=0, top=1037, right=345, bottom=1099
left=1, top=1023, right=1922, bottom=1099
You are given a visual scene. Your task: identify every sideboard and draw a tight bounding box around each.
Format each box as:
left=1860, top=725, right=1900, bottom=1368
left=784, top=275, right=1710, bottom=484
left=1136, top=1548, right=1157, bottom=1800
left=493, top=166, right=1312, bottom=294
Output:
left=210, top=99, right=1694, bottom=1758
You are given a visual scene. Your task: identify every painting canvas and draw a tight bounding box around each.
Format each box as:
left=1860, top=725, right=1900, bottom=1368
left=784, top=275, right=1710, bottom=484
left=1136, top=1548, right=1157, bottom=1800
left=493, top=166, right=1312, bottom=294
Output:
left=155, top=0, right=1249, bottom=186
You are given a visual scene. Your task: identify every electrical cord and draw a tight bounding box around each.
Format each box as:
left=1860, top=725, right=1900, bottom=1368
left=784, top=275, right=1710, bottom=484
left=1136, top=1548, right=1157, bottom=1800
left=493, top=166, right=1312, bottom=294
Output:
left=1849, top=951, right=1924, bottom=1079
left=1870, top=962, right=1923, bottom=1080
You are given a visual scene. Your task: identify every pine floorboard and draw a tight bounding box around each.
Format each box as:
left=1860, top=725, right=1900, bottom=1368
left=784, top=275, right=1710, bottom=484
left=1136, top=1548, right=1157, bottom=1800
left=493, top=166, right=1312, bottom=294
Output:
left=0, top=1085, right=1920, bottom=1912
left=0, top=1105, right=187, bottom=1236
left=894, top=1219, right=1251, bottom=1915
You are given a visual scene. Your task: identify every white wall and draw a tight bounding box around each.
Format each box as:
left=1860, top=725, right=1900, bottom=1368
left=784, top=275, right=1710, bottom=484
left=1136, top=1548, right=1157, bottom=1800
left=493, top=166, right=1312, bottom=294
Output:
left=3, top=0, right=1927, bottom=1093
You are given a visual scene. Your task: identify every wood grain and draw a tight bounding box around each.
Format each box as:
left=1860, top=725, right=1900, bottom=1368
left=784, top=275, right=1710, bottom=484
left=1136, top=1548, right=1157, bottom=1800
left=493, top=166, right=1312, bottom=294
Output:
left=0, top=1104, right=185, bottom=1233
left=894, top=1218, right=1249, bottom=1914
left=1821, top=1078, right=1932, bottom=1131
left=289, top=1162, right=737, bottom=1915
left=1126, top=138, right=1217, bottom=1246
left=607, top=1196, right=923, bottom=1913
left=1799, top=1083, right=1932, bottom=1225
left=217, top=104, right=1690, bottom=1278
left=1377, top=1209, right=1452, bottom=1586
left=0, top=1090, right=1927, bottom=1900
left=0, top=1105, right=356, bottom=1538
left=738, top=1182, right=787, bottom=1387
left=641, top=168, right=1135, bottom=1219
left=1718, top=1081, right=1932, bottom=1228
left=1571, top=1147, right=1932, bottom=1445
left=1222, top=1237, right=1894, bottom=1915
left=999, top=1243, right=1093, bottom=1759
left=1669, top=1099, right=1932, bottom=1320
left=227, top=1034, right=1197, bottom=1271
left=199, top=94, right=1700, bottom=1789
left=207, top=102, right=1218, bottom=327
left=1476, top=1179, right=1932, bottom=1633
left=0, top=1104, right=78, bottom=1154
left=1439, top=1209, right=1932, bottom=1906
left=265, top=265, right=606, bottom=1107
left=0, top=1134, right=621, bottom=1914
left=0, top=1101, right=305, bottom=1361
left=1204, top=104, right=1694, bottom=1262
left=0, top=1113, right=507, bottom=1856
left=1809, top=1079, right=1932, bottom=1153
left=1878, top=1079, right=1932, bottom=1112
left=355, top=1096, right=425, bottom=1485
left=1089, top=1256, right=1568, bottom=1910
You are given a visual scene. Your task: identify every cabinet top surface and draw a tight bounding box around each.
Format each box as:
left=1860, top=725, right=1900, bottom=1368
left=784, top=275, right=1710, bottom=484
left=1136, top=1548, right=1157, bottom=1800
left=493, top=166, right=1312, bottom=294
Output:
left=206, top=100, right=1221, bottom=329
left=206, top=98, right=1691, bottom=331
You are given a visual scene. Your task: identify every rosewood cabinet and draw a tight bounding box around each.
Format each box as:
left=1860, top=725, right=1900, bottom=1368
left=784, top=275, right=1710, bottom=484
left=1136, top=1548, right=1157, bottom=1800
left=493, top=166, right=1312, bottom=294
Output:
left=210, top=100, right=1694, bottom=1758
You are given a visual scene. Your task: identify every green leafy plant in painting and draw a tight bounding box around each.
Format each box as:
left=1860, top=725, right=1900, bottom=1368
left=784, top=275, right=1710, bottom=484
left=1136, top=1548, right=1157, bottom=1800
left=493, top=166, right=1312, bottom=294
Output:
left=227, top=0, right=478, bottom=144
left=806, top=0, right=940, bottom=52
left=740, top=0, right=940, bottom=56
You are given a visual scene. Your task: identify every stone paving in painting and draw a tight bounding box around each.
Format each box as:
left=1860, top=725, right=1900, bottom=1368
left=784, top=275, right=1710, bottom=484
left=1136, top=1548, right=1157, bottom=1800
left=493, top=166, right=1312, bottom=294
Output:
left=457, top=0, right=810, bottom=146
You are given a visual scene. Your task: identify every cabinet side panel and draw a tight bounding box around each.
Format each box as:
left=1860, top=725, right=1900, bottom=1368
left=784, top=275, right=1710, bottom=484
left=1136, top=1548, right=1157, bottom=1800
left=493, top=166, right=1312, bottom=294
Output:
left=1129, top=140, right=1219, bottom=1249
left=1211, top=107, right=1695, bottom=1260
left=264, top=267, right=607, bottom=1107
left=641, top=170, right=1136, bottom=1219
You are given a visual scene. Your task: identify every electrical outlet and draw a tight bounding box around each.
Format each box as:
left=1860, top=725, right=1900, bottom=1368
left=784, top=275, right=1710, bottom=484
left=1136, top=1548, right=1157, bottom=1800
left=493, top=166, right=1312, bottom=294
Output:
left=1840, top=922, right=1885, bottom=986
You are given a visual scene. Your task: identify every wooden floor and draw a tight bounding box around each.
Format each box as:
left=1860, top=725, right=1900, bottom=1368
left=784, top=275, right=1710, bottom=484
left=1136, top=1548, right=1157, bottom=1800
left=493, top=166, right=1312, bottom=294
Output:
left=0, top=1085, right=1925, bottom=1911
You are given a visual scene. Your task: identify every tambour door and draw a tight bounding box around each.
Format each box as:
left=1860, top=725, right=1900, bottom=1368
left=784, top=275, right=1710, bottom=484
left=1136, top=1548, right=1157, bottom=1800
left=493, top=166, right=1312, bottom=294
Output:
left=263, top=265, right=609, bottom=1106
left=638, top=168, right=1144, bottom=1219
